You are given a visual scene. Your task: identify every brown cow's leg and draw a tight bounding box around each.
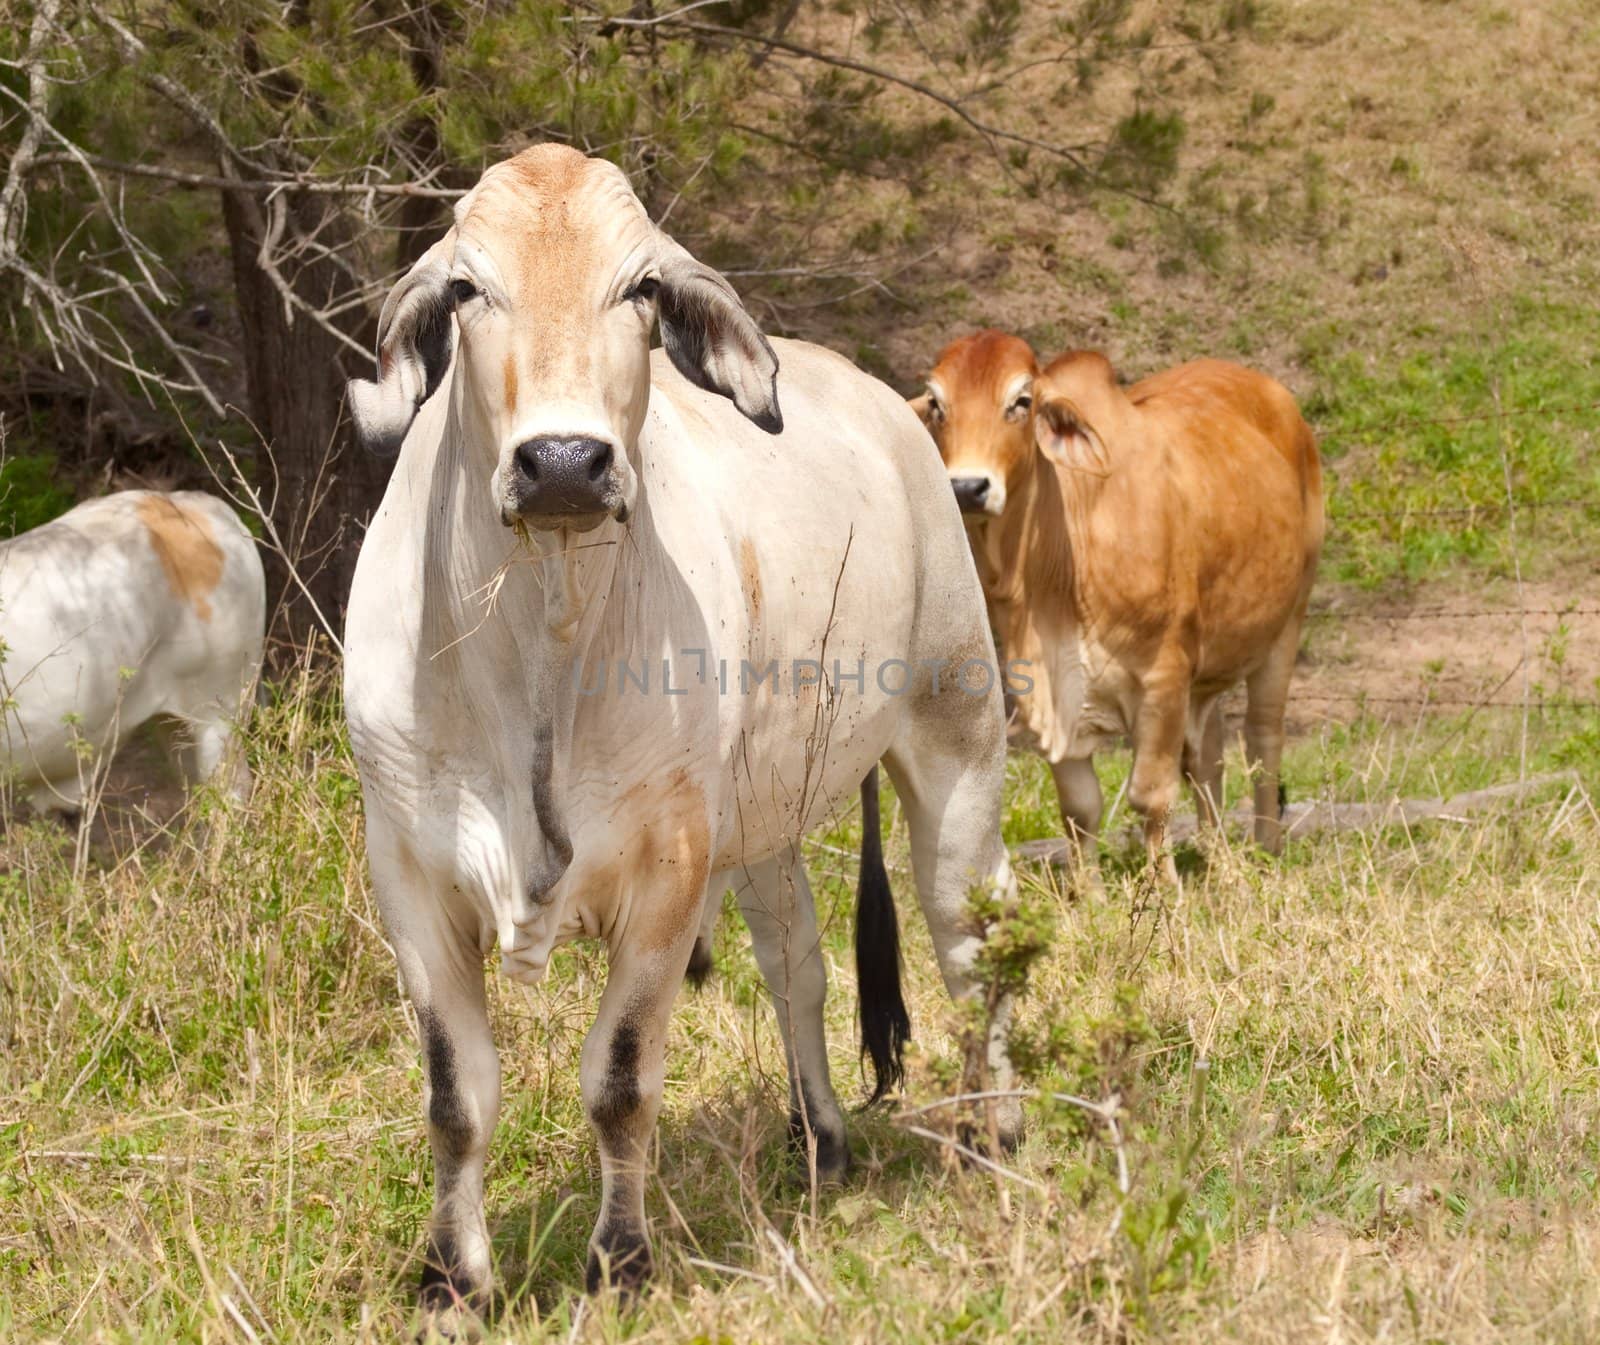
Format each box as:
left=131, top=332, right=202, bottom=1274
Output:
left=1244, top=627, right=1300, bottom=855
left=1050, top=755, right=1104, bottom=887
left=1182, top=700, right=1225, bottom=833
left=1128, top=686, right=1189, bottom=885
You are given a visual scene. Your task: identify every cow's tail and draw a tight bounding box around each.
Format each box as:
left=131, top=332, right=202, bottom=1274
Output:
left=685, top=936, right=714, bottom=989
left=856, top=765, right=910, bottom=1105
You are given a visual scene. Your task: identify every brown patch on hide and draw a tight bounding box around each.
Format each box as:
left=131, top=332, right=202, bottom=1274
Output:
left=499, top=143, right=589, bottom=198
left=738, top=537, right=763, bottom=623
left=503, top=354, right=519, bottom=412
left=136, top=494, right=224, bottom=623
left=631, top=777, right=712, bottom=956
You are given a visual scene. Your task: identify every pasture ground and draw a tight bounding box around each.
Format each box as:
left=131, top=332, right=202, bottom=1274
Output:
left=2, top=670, right=1599, bottom=1344
left=6, top=0, right=1600, bottom=1340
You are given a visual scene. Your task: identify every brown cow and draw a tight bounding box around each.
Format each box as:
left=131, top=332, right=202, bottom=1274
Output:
left=913, top=331, right=1324, bottom=878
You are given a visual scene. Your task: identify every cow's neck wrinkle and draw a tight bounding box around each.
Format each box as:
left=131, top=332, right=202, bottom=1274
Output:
left=411, top=400, right=630, bottom=924
left=420, top=397, right=623, bottom=663
left=985, top=446, right=1114, bottom=762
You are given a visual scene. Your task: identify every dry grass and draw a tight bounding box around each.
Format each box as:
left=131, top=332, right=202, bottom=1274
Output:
left=7, top=2, right=1600, bottom=1340
left=785, top=0, right=1600, bottom=386
left=3, top=676, right=1599, bottom=1343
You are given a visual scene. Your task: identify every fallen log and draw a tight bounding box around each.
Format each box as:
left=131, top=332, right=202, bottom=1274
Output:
left=1014, top=771, right=1584, bottom=866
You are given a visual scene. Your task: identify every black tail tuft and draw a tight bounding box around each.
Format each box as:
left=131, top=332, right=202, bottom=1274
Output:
left=685, top=935, right=714, bottom=990
left=856, top=767, right=910, bottom=1105
left=1278, top=780, right=1289, bottom=819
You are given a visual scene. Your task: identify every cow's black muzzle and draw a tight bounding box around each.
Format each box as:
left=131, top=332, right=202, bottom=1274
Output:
left=507, top=435, right=618, bottom=529
left=950, top=475, right=992, bottom=514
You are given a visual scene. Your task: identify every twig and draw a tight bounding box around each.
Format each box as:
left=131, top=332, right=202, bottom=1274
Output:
left=1014, top=771, right=1583, bottom=862
left=1491, top=373, right=1532, bottom=781
left=199, top=432, right=346, bottom=657
left=0, top=0, right=62, bottom=258
left=900, top=1124, right=1049, bottom=1193
left=254, top=193, right=372, bottom=361
left=567, top=0, right=727, bottom=28
left=661, top=19, right=1096, bottom=175
left=28, top=151, right=465, bottom=198
left=762, top=1226, right=831, bottom=1311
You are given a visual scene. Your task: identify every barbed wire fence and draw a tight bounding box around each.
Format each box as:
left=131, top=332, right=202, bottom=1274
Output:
left=1279, top=392, right=1600, bottom=728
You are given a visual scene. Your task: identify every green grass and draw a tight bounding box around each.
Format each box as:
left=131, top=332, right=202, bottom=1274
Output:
left=0, top=454, right=74, bottom=539
left=4, top=676, right=1600, bottom=1343
left=1305, top=298, right=1600, bottom=589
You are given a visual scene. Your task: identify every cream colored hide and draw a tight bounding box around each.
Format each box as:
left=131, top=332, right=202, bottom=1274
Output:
left=0, top=490, right=264, bottom=813
left=343, top=145, right=1018, bottom=1318
left=916, top=332, right=1323, bottom=881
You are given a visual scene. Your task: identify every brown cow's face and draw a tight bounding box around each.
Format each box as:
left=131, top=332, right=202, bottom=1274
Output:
left=911, top=330, right=1040, bottom=519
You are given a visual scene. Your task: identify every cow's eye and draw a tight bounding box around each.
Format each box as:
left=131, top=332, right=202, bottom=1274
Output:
left=626, top=276, right=661, bottom=305
left=449, top=278, right=479, bottom=305
left=927, top=398, right=945, bottom=423
left=1009, top=393, right=1032, bottom=418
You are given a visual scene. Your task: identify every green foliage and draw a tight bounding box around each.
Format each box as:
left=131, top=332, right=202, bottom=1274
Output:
left=1102, top=108, right=1186, bottom=193
left=0, top=453, right=73, bottom=537
left=965, top=0, right=1024, bottom=69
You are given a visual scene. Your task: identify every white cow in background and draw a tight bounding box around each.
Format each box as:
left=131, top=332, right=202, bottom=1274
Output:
left=344, top=143, right=1022, bottom=1320
left=0, top=490, right=265, bottom=814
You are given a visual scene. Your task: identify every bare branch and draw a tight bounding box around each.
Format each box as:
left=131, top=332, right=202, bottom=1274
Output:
left=27, top=152, right=465, bottom=199
left=0, top=0, right=62, bottom=258
left=252, top=195, right=371, bottom=362
left=659, top=19, right=1095, bottom=174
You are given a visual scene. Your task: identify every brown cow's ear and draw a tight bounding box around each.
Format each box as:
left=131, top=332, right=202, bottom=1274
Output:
left=346, top=231, right=458, bottom=456
left=1034, top=395, right=1109, bottom=475
left=657, top=237, right=783, bottom=435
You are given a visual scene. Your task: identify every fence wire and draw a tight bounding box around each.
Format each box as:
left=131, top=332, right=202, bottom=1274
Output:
left=1315, top=397, right=1600, bottom=442
left=1309, top=607, right=1600, bottom=622
left=1291, top=395, right=1600, bottom=720
left=1336, top=497, right=1597, bottom=521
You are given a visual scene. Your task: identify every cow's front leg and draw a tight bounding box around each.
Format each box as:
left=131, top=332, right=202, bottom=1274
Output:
left=1050, top=755, right=1104, bottom=890
left=581, top=903, right=703, bottom=1295
left=1129, top=682, right=1189, bottom=886
left=385, top=888, right=501, bottom=1329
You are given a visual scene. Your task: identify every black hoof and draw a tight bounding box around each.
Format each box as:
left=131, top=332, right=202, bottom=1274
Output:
left=787, top=1108, right=852, bottom=1186
left=417, top=1243, right=486, bottom=1340
left=584, top=1229, right=653, bottom=1297
left=957, top=1116, right=1024, bottom=1159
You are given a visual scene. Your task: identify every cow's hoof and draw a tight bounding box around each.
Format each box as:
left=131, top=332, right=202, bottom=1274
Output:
left=417, top=1260, right=487, bottom=1341
left=787, top=1110, right=852, bottom=1187
left=957, top=1110, right=1025, bottom=1160
left=584, top=1230, right=653, bottom=1298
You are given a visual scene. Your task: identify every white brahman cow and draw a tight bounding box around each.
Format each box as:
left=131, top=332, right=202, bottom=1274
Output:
left=0, top=489, right=264, bottom=814
left=344, top=144, right=1021, bottom=1316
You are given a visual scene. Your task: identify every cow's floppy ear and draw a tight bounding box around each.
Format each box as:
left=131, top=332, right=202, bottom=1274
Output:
left=1034, top=395, right=1110, bottom=475
left=347, top=231, right=458, bottom=455
left=657, top=237, right=783, bottom=434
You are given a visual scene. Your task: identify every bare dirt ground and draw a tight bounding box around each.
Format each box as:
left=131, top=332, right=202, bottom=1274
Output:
left=1281, top=571, right=1600, bottom=740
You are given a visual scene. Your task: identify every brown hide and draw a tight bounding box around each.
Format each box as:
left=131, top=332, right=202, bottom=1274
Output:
left=919, top=335, right=1324, bottom=864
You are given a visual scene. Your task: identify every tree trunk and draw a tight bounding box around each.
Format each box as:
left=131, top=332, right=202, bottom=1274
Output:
left=220, top=185, right=388, bottom=654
